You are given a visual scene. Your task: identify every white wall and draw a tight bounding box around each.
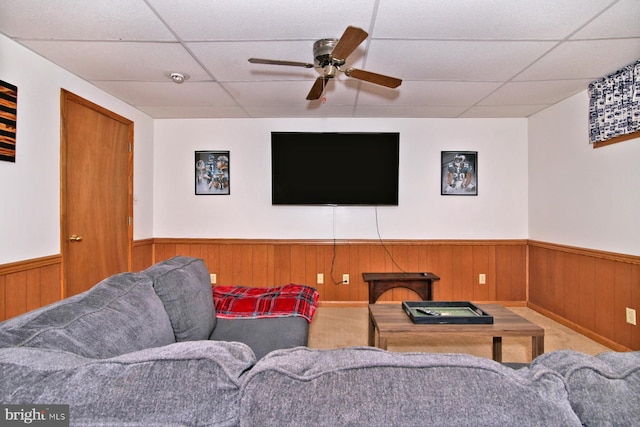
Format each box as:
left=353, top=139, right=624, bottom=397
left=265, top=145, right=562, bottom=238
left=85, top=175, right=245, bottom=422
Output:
left=0, top=35, right=155, bottom=264
left=154, top=118, right=528, bottom=240
left=529, top=91, right=640, bottom=256
left=9, top=30, right=634, bottom=262
left=2, top=32, right=530, bottom=267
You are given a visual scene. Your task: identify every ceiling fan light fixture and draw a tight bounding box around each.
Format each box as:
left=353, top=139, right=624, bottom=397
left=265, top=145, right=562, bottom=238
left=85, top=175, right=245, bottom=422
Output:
left=313, top=38, right=338, bottom=67
left=247, top=25, right=401, bottom=101
left=323, top=65, right=338, bottom=78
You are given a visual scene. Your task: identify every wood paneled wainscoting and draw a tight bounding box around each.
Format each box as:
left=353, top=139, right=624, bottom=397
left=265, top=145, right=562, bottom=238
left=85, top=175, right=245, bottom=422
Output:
left=3, top=239, right=637, bottom=352
left=132, top=238, right=154, bottom=272
left=0, top=255, right=62, bottom=321
left=529, top=241, right=640, bottom=352
left=0, top=239, right=154, bottom=322
left=153, top=239, right=528, bottom=305
left=1, top=239, right=525, bottom=322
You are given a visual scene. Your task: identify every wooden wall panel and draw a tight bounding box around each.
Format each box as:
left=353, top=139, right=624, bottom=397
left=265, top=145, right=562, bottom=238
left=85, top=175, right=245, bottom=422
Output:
left=5, top=271, right=27, bottom=320
left=3, top=239, right=636, bottom=351
left=290, top=245, right=306, bottom=287
left=495, top=245, right=524, bottom=301
left=356, top=245, right=371, bottom=301
left=132, top=239, right=154, bottom=272
left=152, top=239, right=528, bottom=306
left=563, top=253, right=582, bottom=325
left=613, top=262, right=633, bottom=348
left=529, top=241, right=640, bottom=351
left=435, top=245, right=453, bottom=300
left=593, top=257, right=615, bottom=341
left=368, top=245, right=388, bottom=300
left=633, top=264, right=640, bottom=351
left=40, top=263, right=61, bottom=307
left=577, top=255, right=596, bottom=332
left=0, top=255, right=61, bottom=321
left=314, top=246, right=325, bottom=298
left=218, top=244, right=234, bottom=285
left=0, top=276, right=4, bottom=320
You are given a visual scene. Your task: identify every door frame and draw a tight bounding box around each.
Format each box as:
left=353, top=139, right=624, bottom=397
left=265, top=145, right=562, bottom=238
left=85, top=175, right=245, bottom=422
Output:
left=60, top=89, right=134, bottom=296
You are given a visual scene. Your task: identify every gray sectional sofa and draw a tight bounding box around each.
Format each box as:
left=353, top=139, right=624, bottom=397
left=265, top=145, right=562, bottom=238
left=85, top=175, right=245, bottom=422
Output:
left=1, top=256, right=639, bottom=426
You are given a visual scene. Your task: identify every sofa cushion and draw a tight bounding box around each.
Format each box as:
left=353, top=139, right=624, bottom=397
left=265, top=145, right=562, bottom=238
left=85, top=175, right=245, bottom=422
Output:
left=143, top=256, right=216, bottom=341
left=0, top=272, right=175, bottom=358
left=0, top=347, right=92, bottom=370
left=240, top=347, right=581, bottom=427
left=210, top=316, right=310, bottom=359
left=0, top=341, right=256, bottom=427
left=531, top=350, right=640, bottom=426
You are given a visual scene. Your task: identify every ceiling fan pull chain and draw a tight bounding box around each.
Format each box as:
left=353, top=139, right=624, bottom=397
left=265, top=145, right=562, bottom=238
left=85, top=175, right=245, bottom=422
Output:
left=322, top=78, right=327, bottom=103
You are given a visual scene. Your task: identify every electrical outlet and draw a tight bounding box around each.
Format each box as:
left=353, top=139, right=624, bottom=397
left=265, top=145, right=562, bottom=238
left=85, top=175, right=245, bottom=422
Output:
left=626, top=308, right=637, bottom=325
left=479, top=274, right=486, bottom=284
left=317, top=273, right=324, bottom=284
left=342, top=274, right=350, bottom=284
left=210, top=273, right=216, bottom=284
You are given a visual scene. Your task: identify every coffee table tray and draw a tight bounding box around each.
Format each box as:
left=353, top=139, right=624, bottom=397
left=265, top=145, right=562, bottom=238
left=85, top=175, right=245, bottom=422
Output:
left=402, top=301, right=494, bottom=324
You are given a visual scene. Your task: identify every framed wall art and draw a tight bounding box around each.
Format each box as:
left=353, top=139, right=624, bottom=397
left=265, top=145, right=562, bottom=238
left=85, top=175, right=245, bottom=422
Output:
left=195, top=151, right=230, bottom=195
left=0, top=80, right=18, bottom=163
left=441, top=151, right=477, bottom=196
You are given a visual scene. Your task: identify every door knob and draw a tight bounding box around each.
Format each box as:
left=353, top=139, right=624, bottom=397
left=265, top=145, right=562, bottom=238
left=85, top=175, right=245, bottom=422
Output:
left=69, top=234, right=83, bottom=242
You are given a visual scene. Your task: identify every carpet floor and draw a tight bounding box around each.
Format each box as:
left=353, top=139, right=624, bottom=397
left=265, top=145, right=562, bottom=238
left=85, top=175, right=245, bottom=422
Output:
left=308, top=306, right=612, bottom=363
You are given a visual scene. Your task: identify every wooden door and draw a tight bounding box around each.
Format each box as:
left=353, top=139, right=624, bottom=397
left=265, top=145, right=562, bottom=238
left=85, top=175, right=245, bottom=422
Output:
left=60, top=90, right=133, bottom=297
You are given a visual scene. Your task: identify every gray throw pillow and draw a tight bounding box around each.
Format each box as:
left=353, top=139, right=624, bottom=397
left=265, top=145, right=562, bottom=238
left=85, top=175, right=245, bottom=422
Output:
left=143, top=256, right=216, bottom=341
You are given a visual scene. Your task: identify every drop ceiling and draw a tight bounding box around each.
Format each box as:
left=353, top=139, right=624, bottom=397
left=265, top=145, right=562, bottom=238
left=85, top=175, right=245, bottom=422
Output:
left=1, top=0, right=638, bottom=119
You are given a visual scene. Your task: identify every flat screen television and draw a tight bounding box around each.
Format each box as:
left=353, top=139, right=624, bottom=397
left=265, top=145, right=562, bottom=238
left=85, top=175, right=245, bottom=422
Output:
left=271, top=132, right=399, bottom=206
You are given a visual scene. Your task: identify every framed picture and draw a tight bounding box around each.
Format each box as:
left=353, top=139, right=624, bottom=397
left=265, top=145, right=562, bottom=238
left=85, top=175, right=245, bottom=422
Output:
left=195, top=151, right=230, bottom=195
left=441, top=151, right=477, bottom=196
left=0, top=80, right=18, bottom=163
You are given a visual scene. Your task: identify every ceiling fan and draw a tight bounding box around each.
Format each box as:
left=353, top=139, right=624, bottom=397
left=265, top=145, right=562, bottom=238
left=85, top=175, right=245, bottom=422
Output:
left=248, top=26, right=402, bottom=101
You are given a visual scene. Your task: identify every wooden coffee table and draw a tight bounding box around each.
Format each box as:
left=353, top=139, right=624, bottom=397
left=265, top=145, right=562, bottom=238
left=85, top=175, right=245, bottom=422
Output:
left=368, top=303, right=544, bottom=362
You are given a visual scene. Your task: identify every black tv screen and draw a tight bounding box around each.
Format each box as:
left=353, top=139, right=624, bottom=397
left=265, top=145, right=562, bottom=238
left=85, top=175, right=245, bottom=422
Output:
left=271, top=132, right=399, bottom=206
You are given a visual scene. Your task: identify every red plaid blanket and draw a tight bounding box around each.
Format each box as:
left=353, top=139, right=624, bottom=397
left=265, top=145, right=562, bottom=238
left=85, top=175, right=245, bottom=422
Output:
left=212, top=284, right=319, bottom=322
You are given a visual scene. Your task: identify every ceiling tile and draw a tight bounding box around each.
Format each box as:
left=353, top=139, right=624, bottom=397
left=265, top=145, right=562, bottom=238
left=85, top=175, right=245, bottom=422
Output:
left=365, top=40, right=556, bottom=81
left=515, top=39, right=640, bottom=81
left=480, top=80, right=593, bottom=106
left=2, top=0, right=638, bottom=119
left=354, top=105, right=468, bottom=118
left=91, top=81, right=236, bottom=106
left=358, top=81, right=501, bottom=106
left=20, top=41, right=211, bottom=81
left=147, top=0, right=376, bottom=40
left=0, top=0, right=175, bottom=40
left=373, top=0, right=614, bottom=39
left=460, top=105, right=550, bottom=118
left=571, top=0, right=640, bottom=39
left=223, top=81, right=357, bottom=106
left=137, top=105, right=250, bottom=119
left=245, top=105, right=359, bottom=118
left=188, top=41, right=323, bottom=82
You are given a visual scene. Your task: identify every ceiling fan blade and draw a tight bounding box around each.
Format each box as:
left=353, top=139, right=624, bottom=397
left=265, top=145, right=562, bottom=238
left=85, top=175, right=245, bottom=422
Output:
left=306, top=77, right=329, bottom=100
left=345, top=68, right=402, bottom=88
left=248, top=58, right=314, bottom=68
left=330, top=26, right=368, bottom=60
